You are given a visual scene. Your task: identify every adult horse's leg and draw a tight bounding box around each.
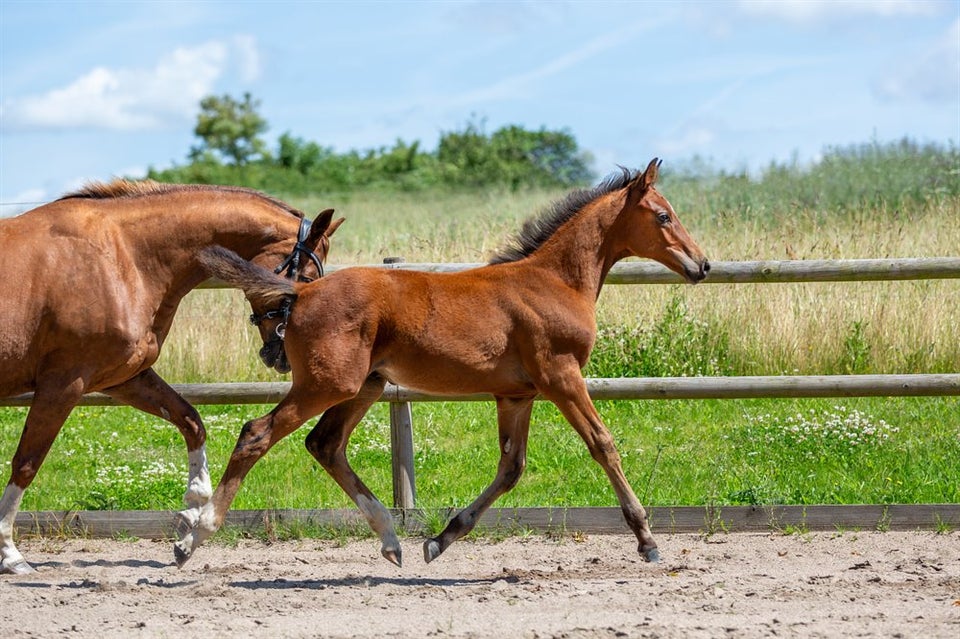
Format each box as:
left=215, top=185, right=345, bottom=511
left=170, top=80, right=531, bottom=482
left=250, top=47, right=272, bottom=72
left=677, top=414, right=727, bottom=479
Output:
left=1, top=375, right=86, bottom=574
left=303, top=374, right=403, bottom=565
left=173, top=384, right=337, bottom=567
left=103, top=369, right=212, bottom=526
left=540, top=370, right=660, bottom=563
left=423, top=396, right=534, bottom=563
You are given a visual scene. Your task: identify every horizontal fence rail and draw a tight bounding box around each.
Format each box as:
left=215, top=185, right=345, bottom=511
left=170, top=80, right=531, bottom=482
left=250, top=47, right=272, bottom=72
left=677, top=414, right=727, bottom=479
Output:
left=5, top=257, right=959, bottom=528
left=197, top=256, right=960, bottom=287
left=4, top=375, right=960, bottom=407
left=14, top=504, right=960, bottom=539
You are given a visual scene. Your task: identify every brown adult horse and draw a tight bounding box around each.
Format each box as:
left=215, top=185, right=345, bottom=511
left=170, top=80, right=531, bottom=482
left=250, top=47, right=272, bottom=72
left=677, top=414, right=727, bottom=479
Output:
left=0, top=181, right=343, bottom=574
left=178, top=159, right=708, bottom=567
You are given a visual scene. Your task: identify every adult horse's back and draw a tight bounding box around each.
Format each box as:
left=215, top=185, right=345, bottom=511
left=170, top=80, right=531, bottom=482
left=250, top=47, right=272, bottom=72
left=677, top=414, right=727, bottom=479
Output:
left=0, top=181, right=343, bottom=574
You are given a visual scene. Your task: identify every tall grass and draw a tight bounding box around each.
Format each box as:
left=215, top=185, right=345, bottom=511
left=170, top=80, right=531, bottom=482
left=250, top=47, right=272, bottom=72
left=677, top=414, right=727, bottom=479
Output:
left=157, top=145, right=960, bottom=382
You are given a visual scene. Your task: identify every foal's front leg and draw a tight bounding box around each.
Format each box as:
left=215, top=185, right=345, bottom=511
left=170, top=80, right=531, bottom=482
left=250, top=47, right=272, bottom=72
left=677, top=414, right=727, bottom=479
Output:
left=542, top=374, right=660, bottom=562
left=424, top=396, right=534, bottom=563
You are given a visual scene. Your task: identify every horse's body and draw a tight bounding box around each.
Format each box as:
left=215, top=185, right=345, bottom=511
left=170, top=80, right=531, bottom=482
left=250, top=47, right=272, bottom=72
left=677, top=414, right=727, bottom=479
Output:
left=178, top=159, right=708, bottom=567
left=0, top=181, right=342, bottom=574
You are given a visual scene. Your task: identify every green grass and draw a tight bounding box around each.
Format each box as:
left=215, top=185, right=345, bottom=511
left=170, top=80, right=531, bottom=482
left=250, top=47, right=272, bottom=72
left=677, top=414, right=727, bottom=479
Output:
left=2, top=395, right=956, bottom=513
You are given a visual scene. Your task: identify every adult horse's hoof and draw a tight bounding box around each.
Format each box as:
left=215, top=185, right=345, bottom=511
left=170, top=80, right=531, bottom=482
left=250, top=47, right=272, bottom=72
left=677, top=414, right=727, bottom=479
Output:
left=642, top=547, right=661, bottom=563
left=423, top=538, right=442, bottom=564
left=1, top=557, right=35, bottom=575
left=172, top=509, right=200, bottom=568
left=173, top=542, right=192, bottom=569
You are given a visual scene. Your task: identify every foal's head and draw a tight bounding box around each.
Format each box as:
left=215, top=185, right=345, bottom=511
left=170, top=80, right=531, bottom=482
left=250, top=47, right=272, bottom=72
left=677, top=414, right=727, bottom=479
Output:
left=613, top=158, right=709, bottom=283
left=248, top=208, right=344, bottom=372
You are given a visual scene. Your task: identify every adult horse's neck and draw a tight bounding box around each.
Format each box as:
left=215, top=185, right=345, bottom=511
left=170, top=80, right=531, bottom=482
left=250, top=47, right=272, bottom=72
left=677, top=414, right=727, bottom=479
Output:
left=524, top=191, right=627, bottom=301
left=106, top=188, right=304, bottom=335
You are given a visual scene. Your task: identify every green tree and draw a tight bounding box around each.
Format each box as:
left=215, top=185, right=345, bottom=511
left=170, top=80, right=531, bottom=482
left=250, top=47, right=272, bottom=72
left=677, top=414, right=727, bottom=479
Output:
left=277, top=132, right=327, bottom=174
left=437, top=118, right=593, bottom=189
left=190, top=92, right=269, bottom=165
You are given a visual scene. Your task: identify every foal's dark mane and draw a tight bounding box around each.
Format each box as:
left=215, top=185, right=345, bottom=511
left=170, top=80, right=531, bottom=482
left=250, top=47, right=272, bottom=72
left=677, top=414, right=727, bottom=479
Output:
left=489, top=167, right=637, bottom=265
left=58, top=179, right=305, bottom=218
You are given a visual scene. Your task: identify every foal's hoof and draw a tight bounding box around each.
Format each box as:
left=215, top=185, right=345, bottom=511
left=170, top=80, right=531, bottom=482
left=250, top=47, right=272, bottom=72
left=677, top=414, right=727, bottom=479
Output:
left=423, top=538, right=442, bottom=564
left=381, top=546, right=402, bottom=568
left=642, top=547, right=661, bottom=563
left=1, top=557, right=35, bottom=575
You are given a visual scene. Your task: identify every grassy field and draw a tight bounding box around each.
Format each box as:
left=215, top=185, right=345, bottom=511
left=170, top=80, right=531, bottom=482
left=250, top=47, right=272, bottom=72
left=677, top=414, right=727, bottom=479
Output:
left=2, top=142, right=958, bottom=515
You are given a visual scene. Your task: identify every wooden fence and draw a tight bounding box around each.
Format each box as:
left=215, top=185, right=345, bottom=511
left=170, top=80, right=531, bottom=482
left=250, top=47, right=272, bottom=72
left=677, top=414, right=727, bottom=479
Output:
left=5, top=257, right=959, bottom=535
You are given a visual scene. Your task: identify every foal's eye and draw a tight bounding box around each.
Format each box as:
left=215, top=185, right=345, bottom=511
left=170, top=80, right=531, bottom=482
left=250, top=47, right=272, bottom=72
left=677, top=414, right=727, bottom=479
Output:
left=657, top=212, right=670, bottom=224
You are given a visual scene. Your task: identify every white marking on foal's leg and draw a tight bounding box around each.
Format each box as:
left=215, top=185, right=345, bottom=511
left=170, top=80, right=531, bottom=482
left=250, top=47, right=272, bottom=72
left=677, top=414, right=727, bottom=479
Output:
left=184, top=446, right=212, bottom=509
left=0, top=484, right=33, bottom=575
left=355, top=494, right=402, bottom=565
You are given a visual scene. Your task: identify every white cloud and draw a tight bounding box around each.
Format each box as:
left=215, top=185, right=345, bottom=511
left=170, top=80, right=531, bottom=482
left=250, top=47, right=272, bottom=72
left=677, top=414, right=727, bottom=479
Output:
left=874, top=18, right=960, bottom=102
left=655, top=126, right=716, bottom=156
left=1, top=38, right=260, bottom=131
left=737, top=0, right=943, bottom=22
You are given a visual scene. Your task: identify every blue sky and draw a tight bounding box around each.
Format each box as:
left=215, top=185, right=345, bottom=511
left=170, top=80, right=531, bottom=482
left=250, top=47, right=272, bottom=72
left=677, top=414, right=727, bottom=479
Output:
left=1, top=0, right=958, bottom=215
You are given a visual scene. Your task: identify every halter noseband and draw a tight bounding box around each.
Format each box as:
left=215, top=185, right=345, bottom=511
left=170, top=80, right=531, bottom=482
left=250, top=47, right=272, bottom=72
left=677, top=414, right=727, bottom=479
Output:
left=272, top=216, right=324, bottom=282
left=249, top=216, right=324, bottom=333
left=250, top=297, right=293, bottom=338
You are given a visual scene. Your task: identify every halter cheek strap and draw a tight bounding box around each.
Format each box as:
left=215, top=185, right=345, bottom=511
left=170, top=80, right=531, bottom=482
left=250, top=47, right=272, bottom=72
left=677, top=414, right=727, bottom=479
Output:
left=253, top=216, right=324, bottom=336
left=249, top=297, right=292, bottom=337
left=273, top=217, right=324, bottom=282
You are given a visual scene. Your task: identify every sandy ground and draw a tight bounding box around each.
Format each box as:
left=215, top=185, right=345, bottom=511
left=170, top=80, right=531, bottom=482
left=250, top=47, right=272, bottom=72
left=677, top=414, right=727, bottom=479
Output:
left=1, top=531, right=958, bottom=638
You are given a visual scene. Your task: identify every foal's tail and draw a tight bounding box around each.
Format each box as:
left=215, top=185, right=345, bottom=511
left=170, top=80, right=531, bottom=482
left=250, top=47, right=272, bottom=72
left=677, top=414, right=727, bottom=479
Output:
left=198, top=246, right=297, bottom=308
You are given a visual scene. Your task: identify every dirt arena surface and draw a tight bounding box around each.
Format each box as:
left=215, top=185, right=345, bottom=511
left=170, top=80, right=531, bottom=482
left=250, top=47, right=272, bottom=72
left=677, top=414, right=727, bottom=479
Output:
left=2, top=531, right=957, bottom=638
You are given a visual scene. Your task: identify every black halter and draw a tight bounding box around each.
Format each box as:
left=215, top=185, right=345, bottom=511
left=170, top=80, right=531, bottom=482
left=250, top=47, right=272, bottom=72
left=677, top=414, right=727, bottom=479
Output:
left=249, top=217, right=323, bottom=333
left=273, top=216, right=324, bottom=282
left=249, top=297, right=293, bottom=337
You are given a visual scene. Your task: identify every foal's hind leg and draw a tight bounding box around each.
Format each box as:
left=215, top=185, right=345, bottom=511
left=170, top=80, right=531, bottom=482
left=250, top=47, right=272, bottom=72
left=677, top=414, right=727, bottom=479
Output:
left=304, top=375, right=403, bottom=565
left=424, top=396, right=534, bottom=563
left=2, top=375, right=86, bottom=574
left=541, top=374, right=660, bottom=562
left=104, top=368, right=212, bottom=519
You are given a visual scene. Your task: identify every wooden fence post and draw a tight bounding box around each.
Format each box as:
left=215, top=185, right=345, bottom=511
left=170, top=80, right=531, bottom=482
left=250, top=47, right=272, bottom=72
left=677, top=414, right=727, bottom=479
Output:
left=383, top=257, right=417, bottom=509
left=389, top=401, right=417, bottom=509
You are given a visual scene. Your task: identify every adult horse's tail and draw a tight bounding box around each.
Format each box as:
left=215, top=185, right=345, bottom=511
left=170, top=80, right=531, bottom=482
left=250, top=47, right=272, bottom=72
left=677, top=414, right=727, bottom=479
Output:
left=199, top=246, right=297, bottom=308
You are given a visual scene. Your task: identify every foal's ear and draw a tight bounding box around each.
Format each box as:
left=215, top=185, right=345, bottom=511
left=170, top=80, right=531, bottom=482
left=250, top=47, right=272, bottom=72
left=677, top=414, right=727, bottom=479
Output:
left=638, top=158, right=661, bottom=191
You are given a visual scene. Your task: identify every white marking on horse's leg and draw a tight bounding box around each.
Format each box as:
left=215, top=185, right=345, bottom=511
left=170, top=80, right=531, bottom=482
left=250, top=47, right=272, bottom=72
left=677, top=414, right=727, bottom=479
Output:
left=174, top=501, right=220, bottom=568
left=177, top=446, right=212, bottom=563
left=355, top=494, right=401, bottom=565
left=0, top=484, right=33, bottom=575
left=184, top=446, right=212, bottom=509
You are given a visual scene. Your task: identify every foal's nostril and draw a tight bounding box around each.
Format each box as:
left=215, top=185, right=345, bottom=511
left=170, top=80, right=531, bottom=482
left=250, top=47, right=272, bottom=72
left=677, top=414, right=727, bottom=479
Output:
left=702, top=260, right=711, bottom=273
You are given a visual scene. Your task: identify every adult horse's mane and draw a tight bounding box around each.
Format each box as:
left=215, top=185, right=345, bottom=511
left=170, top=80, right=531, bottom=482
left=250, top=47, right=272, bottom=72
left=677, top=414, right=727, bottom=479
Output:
left=57, top=179, right=305, bottom=218
left=489, top=167, right=637, bottom=265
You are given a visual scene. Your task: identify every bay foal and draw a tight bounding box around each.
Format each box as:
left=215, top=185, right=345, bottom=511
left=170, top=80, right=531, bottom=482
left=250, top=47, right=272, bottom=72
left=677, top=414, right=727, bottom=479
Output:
left=180, top=159, right=708, bottom=567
